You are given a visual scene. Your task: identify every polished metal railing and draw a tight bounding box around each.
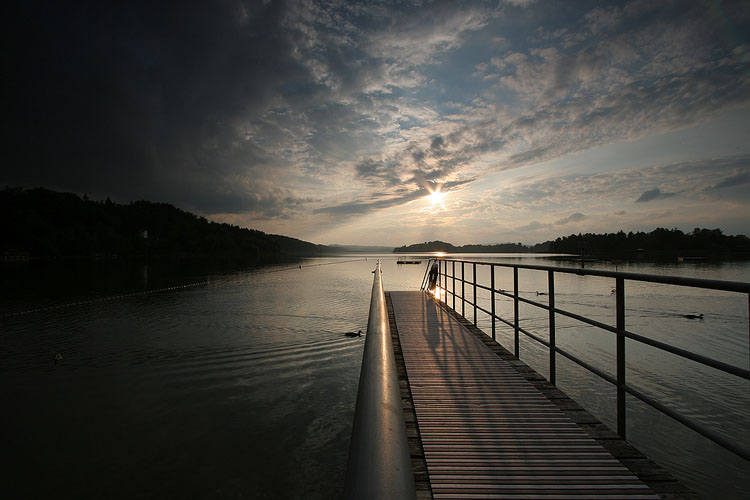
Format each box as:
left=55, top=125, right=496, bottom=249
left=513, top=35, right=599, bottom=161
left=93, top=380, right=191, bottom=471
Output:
left=344, top=261, right=416, bottom=500
left=421, top=257, right=750, bottom=461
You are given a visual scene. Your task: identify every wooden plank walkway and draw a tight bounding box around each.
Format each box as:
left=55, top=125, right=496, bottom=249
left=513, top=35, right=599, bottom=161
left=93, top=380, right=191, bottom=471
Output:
left=389, top=291, right=661, bottom=500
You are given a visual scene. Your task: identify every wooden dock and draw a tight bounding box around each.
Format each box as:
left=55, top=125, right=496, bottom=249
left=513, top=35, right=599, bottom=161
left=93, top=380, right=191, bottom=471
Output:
left=387, top=291, right=695, bottom=500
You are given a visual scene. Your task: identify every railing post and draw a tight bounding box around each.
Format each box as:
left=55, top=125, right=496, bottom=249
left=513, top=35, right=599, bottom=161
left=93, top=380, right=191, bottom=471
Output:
left=473, top=263, right=477, bottom=326
left=616, top=277, right=626, bottom=439
left=442, top=260, right=446, bottom=302
left=438, top=260, right=442, bottom=301
left=452, top=261, right=456, bottom=311
left=420, top=259, right=431, bottom=290
left=514, top=267, right=519, bottom=358
left=461, top=262, right=465, bottom=317
left=491, top=265, right=496, bottom=341
left=548, top=271, right=556, bottom=386
left=437, top=260, right=440, bottom=295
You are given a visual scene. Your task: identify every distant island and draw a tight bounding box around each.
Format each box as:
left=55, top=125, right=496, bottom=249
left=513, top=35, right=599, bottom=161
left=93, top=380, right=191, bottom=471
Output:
left=394, top=241, right=528, bottom=253
left=394, top=229, right=750, bottom=260
left=1, top=187, right=335, bottom=261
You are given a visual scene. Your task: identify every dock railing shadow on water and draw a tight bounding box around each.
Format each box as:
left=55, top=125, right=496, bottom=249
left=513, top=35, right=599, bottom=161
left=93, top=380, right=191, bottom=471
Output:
left=422, top=257, right=750, bottom=462
left=344, top=261, right=416, bottom=500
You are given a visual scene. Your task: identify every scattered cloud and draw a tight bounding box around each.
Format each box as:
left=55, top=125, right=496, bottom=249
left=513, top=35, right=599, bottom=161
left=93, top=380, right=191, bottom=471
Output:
left=707, top=172, right=750, bottom=190
left=555, top=212, right=586, bottom=225
left=515, top=220, right=545, bottom=232
left=635, top=188, right=678, bottom=203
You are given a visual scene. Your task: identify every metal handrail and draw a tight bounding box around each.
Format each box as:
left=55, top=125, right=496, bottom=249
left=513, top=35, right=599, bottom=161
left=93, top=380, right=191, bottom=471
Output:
left=421, top=257, right=750, bottom=461
left=344, top=261, right=416, bottom=500
left=430, top=258, right=750, bottom=292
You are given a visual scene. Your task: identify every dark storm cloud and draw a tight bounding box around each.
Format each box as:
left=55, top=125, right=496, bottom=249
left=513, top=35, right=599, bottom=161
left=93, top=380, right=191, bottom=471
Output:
left=4, top=0, right=319, bottom=215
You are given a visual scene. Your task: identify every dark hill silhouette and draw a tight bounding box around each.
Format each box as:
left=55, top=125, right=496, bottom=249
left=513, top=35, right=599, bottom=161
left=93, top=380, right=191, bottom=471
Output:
left=538, top=229, right=750, bottom=259
left=1, top=187, right=334, bottom=260
left=394, top=241, right=527, bottom=253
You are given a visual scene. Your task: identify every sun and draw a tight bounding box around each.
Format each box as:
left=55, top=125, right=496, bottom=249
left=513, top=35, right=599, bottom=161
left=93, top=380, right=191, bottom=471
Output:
left=429, top=189, right=445, bottom=204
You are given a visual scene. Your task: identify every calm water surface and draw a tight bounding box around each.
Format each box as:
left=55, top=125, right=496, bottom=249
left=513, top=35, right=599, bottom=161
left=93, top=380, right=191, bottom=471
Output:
left=1, top=255, right=748, bottom=499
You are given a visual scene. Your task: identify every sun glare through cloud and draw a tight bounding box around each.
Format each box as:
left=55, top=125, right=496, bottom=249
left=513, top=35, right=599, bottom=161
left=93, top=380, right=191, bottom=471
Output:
left=429, top=188, right=445, bottom=205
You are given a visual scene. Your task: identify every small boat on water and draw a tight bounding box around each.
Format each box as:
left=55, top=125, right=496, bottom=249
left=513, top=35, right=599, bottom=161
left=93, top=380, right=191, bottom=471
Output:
left=397, top=257, right=421, bottom=264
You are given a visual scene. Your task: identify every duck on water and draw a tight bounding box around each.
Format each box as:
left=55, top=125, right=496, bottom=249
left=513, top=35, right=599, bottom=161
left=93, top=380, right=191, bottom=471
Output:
left=344, top=330, right=363, bottom=337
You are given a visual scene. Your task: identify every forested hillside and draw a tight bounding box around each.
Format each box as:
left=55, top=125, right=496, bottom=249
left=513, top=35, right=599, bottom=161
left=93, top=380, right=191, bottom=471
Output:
left=394, top=228, right=750, bottom=260
left=540, top=228, right=750, bottom=258
left=1, top=187, right=333, bottom=260
left=394, top=241, right=527, bottom=253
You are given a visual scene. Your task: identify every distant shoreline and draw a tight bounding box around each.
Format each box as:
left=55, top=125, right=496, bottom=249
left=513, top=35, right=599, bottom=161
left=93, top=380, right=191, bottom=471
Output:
left=393, top=230, right=750, bottom=261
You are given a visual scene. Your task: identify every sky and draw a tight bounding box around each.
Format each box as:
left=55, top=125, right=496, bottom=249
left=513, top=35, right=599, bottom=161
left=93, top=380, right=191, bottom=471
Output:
left=4, top=0, right=750, bottom=246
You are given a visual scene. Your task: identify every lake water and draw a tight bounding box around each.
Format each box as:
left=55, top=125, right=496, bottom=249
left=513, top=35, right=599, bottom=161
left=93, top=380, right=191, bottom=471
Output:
left=1, top=255, right=748, bottom=499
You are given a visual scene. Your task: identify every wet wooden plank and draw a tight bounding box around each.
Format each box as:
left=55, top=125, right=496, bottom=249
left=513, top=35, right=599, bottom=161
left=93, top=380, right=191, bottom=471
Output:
left=388, top=291, right=665, bottom=500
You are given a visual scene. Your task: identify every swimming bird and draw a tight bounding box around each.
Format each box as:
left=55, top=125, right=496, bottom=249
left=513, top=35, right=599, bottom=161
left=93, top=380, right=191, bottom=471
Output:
left=53, top=353, right=62, bottom=362
left=345, top=330, right=363, bottom=337
left=683, top=314, right=704, bottom=320
left=536, top=291, right=547, bottom=296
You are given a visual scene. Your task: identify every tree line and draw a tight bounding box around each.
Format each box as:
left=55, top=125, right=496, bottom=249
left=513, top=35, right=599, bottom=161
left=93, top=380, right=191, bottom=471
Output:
left=539, top=228, right=750, bottom=259
left=394, top=228, right=750, bottom=260
left=1, top=187, right=332, bottom=260
left=394, top=241, right=527, bottom=253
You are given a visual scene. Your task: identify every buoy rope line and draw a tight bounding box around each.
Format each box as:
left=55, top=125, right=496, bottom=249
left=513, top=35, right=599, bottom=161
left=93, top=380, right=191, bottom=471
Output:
left=1, top=258, right=370, bottom=319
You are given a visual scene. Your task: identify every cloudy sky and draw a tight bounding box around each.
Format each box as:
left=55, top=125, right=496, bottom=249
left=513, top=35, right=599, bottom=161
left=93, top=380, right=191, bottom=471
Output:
left=5, top=0, right=750, bottom=245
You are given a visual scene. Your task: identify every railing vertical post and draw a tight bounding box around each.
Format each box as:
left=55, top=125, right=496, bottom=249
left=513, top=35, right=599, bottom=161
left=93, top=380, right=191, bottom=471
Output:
left=461, top=262, right=465, bottom=317
left=473, top=262, right=477, bottom=326
left=491, top=264, right=496, bottom=341
left=452, top=261, right=456, bottom=311
left=548, top=271, right=556, bottom=386
left=444, top=260, right=448, bottom=302
left=513, top=267, right=519, bottom=358
left=616, top=277, right=626, bottom=439
left=438, top=260, right=442, bottom=301
left=442, top=260, right=446, bottom=302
